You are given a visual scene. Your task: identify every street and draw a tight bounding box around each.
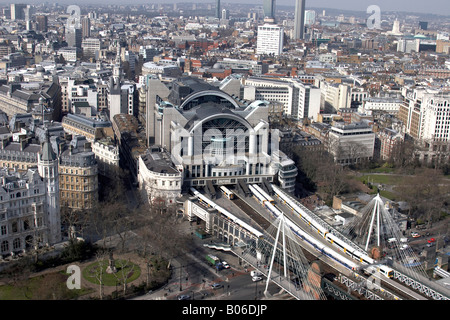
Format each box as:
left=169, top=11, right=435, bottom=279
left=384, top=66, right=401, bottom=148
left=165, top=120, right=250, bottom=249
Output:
left=133, top=220, right=285, bottom=301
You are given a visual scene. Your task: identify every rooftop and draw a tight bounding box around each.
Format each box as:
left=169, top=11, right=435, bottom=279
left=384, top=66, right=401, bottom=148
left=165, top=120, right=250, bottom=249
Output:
left=141, top=147, right=180, bottom=175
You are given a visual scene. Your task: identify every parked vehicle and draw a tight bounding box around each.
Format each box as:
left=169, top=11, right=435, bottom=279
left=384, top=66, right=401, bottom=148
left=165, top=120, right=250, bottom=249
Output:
left=251, top=270, right=262, bottom=277
left=205, top=254, right=223, bottom=270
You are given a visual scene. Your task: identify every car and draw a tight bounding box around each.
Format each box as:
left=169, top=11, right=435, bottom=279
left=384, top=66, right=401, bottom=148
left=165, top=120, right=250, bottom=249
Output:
left=211, top=283, right=223, bottom=289
left=222, top=261, right=230, bottom=269
left=177, top=295, right=191, bottom=300
left=250, top=270, right=263, bottom=277
left=252, top=276, right=263, bottom=282
left=428, top=238, right=436, bottom=243
left=411, top=232, right=421, bottom=238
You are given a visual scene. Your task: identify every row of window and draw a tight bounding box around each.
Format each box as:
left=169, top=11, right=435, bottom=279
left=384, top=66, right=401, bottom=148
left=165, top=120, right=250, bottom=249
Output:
left=61, top=192, right=90, bottom=199
left=60, top=184, right=92, bottom=191
left=1, top=217, right=43, bottom=236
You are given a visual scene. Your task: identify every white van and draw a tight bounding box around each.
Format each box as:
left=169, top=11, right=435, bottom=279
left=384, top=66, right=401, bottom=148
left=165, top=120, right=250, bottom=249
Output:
left=251, top=270, right=262, bottom=277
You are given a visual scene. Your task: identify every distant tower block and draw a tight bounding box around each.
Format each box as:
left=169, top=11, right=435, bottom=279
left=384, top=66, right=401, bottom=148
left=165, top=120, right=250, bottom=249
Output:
left=293, top=0, right=305, bottom=40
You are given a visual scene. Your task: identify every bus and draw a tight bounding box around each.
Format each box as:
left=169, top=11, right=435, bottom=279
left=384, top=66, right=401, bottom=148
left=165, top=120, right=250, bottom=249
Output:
left=220, top=186, right=235, bottom=200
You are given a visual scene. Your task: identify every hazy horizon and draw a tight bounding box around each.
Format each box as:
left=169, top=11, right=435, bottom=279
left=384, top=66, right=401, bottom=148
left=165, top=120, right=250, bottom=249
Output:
left=2, top=0, right=450, bottom=16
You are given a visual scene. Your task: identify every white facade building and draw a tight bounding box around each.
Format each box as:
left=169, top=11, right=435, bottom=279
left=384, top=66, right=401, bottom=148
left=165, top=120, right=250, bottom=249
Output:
left=137, top=147, right=182, bottom=205
left=362, top=97, right=402, bottom=114
left=146, top=77, right=298, bottom=194
left=0, top=168, right=50, bottom=256
left=92, top=139, right=120, bottom=174
left=57, top=47, right=80, bottom=62
left=37, top=135, right=61, bottom=245
left=328, top=122, right=376, bottom=165
left=257, top=24, right=284, bottom=56
left=67, top=78, right=98, bottom=115
left=243, top=77, right=321, bottom=121
left=81, top=38, right=101, bottom=58
left=421, top=93, right=450, bottom=142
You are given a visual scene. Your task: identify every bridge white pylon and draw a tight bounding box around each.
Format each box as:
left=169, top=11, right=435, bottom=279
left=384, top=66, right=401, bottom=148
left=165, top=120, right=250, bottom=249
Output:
left=364, top=193, right=383, bottom=251
left=342, top=193, right=428, bottom=278
left=258, top=211, right=327, bottom=300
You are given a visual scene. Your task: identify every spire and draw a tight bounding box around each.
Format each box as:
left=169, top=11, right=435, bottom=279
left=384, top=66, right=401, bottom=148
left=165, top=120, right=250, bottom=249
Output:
left=41, top=130, right=57, bottom=161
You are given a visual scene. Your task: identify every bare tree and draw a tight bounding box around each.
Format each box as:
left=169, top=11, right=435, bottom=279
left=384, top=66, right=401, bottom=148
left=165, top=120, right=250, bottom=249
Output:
left=389, top=138, right=418, bottom=170
left=113, top=257, right=136, bottom=296
left=396, top=168, right=446, bottom=227
left=134, top=198, right=191, bottom=267
left=92, top=250, right=108, bottom=300
left=293, top=146, right=350, bottom=203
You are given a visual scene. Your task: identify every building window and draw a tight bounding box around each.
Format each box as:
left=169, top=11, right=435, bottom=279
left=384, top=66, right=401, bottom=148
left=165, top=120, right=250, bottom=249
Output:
left=1, top=240, right=9, bottom=252
left=13, top=238, right=20, bottom=250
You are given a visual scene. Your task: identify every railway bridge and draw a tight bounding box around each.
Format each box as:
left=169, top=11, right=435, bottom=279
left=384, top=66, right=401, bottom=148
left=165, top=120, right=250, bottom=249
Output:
left=187, top=184, right=450, bottom=300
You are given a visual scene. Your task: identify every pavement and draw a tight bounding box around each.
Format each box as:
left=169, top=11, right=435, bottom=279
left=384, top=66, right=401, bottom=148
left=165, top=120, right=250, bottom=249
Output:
left=134, top=247, right=251, bottom=300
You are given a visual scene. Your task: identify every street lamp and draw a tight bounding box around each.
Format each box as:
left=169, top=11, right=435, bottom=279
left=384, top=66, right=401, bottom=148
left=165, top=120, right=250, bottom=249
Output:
left=179, top=265, right=183, bottom=291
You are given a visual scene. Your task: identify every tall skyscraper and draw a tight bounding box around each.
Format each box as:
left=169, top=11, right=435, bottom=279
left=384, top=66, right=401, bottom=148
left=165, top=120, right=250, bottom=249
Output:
left=263, top=0, right=276, bottom=20
left=215, top=0, right=221, bottom=19
left=66, top=27, right=82, bottom=48
left=36, top=15, right=48, bottom=32
left=293, top=0, right=305, bottom=40
left=10, top=3, right=27, bottom=20
left=305, top=10, right=316, bottom=26
left=81, top=17, right=91, bottom=38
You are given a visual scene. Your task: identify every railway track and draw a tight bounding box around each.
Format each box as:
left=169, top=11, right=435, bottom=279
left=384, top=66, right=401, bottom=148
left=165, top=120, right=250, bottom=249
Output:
left=232, top=193, right=370, bottom=299
left=229, top=190, right=432, bottom=300
left=232, top=195, right=272, bottom=230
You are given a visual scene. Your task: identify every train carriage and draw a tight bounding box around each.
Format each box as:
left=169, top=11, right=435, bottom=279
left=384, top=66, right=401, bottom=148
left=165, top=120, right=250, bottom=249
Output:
left=219, top=186, right=235, bottom=200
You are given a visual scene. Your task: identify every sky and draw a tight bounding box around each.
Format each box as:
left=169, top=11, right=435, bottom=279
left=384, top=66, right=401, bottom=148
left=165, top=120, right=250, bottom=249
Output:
left=2, top=0, right=450, bottom=16
left=286, top=0, right=450, bottom=16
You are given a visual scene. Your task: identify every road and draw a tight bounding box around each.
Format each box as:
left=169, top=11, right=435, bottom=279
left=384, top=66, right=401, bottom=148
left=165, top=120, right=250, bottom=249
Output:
left=133, top=223, right=285, bottom=301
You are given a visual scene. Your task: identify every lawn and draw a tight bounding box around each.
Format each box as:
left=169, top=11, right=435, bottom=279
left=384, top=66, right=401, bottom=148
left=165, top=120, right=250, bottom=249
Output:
left=357, top=174, right=402, bottom=185
left=82, top=259, right=141, bottom=286
left=0, top=270, right=92, bottom=300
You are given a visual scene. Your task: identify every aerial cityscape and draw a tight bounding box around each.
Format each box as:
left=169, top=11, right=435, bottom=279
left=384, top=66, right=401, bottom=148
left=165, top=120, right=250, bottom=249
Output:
left=0, top=0, right=449, bottom=307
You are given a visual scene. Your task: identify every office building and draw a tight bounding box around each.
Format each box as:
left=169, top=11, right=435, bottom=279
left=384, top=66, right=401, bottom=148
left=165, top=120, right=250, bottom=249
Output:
left=328, top=122, right=376, bottom=165
left=418, top=21, right=428, bottom=30
left=293, top=0, right=305, bottom=40
left=263, top=0, right=276, bottom=20
left=81, top=38, right=101, bottom=59
left=137, top=146, right=182, bottom=204
left=215, top=0, right=221, bottom=19
left=305, top=10, right=316, bottom=26
left=243, top=77, right=321, bottom=122
left=257, top=24, right=284, bottom=56
left=57, top=135, right=98, bottom=210
left=66, top=27, right=82, bottom=49
left=10, top=3, right=27, bottom=20
left=61, top=113, right=113, bottom=143
left=81, top=17, right=91, bottom=38
left=36, top=15, right=48, bottom=32
left=0, top=82, right=62, bottom=121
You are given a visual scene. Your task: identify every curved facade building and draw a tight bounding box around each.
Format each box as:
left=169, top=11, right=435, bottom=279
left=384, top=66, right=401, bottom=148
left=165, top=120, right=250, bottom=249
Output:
left=145, top=77, right=297, bottom=193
